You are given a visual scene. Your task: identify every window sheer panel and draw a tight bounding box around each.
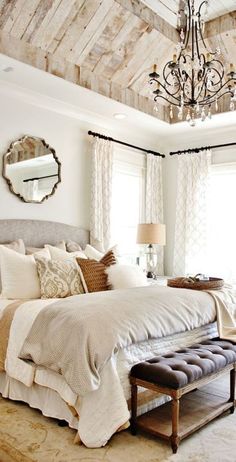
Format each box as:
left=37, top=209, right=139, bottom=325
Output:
left=111, top=149, right=146, bottom=263
left=207, top=163, right=236, bottom=283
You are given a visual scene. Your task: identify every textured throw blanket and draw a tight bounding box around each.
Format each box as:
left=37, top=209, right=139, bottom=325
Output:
left=0, top=300, right=23, bottom=371
left=20, top=285, right=216, bottom=396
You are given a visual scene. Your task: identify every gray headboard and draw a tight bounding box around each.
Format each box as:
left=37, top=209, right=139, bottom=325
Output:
left=0, top=219, right=89, bottom=248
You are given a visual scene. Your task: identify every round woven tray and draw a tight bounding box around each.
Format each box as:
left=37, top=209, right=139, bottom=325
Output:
left=167, top=277, right=224, bottom=291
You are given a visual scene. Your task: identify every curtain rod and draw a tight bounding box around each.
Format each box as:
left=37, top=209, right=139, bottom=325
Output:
left=88, top=130, right=165, bottom=158
left=170, top=142, right=236, bottom=156
left=23, top=174, right=58, bottom=182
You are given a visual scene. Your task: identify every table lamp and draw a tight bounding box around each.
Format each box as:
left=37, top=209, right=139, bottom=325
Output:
left=137, top=223, right=166, bottom=278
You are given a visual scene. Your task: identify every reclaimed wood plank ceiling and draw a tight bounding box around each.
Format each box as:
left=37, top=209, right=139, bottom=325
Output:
left=0, top=0, right=235, bottom=124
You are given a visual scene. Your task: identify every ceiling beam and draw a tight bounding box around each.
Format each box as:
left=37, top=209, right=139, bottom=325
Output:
left=205, top=11, right=236, bottom=38
left=114, top=0, right=179, bottom=43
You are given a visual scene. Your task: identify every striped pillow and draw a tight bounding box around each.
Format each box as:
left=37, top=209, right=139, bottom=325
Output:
left=77, top=250, right=116, bottom=293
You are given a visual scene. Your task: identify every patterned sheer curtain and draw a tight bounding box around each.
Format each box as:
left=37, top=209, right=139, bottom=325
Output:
left=145, top=154, right=164, bottom=275
left=90, top=137, right=114, bottom=251
left=173, top=149, right=212, bottom=276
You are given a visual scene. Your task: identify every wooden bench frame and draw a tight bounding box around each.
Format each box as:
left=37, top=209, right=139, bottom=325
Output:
left=130, top=363, right=235, bottom=453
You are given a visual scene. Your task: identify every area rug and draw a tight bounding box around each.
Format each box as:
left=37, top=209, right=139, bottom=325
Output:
left=0, top=377, right=235, bottom=462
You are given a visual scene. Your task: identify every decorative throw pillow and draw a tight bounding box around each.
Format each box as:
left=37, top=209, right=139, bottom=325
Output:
left=0, top=246, right=41, bottom=299
left=77, top=250, right=117, bottom=293
left=26, top=241, right=66, bottom=255
left=66, top=240, right=82, bottom=253
left=1, top=239, right=25, bottom=255
left=105, top=264, right=148, bottom=289
left=35, top=257, right=85, bottom=299
left=45, top=244, right=87, bottom=261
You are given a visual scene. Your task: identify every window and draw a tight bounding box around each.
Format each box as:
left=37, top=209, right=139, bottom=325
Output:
left=111, top=147, right=146, bottom=263
left=206, top=163, right=236, bottom=283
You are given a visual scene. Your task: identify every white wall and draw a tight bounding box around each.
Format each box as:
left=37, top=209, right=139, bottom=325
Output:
left=0, top=81, right=163, bottom=232
left=163, top=126, right=236, bottom=275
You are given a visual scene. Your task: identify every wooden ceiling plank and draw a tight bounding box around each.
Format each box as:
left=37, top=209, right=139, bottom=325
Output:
left=2, top=0, right=27, bottom=33
left=93, top=13, right=139, bottom=75
left=205, top=12, right=236, bottom=38
left=53, top=0, right=100, bottom=58
left=31, top=0, right=79, bottom=51
left=82, top=3, right=129, bottom=72
left=102, top=17, right=151, bottom=82
left=22, top=0, right=54, bottom=42
left=0, top=0, right=18, bottom=28
left=47, top=0, right=85, bottom=53
left=30, top=0, right=63, bottom=47
left=7, top=0, right=42, bottom=39
left=69, top=0, right=115, bottom=65
left=111, top=27, right=166, bottom=86
left=114, top=0, right=178, bottom=43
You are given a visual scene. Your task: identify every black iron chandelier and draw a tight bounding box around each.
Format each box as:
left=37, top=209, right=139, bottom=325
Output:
left=149, top=0, right=236, bottom=126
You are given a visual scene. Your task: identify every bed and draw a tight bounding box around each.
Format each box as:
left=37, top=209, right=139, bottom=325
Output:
left=0, top=219, right=219, bottom=448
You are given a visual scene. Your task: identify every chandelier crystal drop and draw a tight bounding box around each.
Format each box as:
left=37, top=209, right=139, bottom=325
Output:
left=149, top=0, right=236, bottom=126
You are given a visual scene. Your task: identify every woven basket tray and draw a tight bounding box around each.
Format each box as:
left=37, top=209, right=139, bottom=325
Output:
left=167, top=277, right=224, bottom=291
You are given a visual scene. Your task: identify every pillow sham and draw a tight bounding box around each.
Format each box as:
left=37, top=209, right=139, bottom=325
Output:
left=1, top=239, right=25, bottom=255
left=77, top=250, right=116, bottom=293
left=105, top=264, right=148, bottom=289
left=35, top=257, right=85, bottom=299
left=26, top=241, right=66, bottom=255
left=45, top=244, right=87, bottom=261
left=0, top=246, right=41, bottom=299
left=66, top=240, right=82, bottom=253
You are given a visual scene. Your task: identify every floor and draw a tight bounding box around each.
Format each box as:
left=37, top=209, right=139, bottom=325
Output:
left=0, top=376, right=236, bottom=462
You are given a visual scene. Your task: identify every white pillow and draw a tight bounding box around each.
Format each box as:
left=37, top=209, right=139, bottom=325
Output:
left=84, top=244, right=103, bottom=260
left=105, top=264, right=148, bottom=289
left=45, top=244, right=87, bottom=261
left=26, top=241, right=65, bottom=254
left=0, top=246, right=41, bottom=299
left=84, top=244, right=120, bottom=261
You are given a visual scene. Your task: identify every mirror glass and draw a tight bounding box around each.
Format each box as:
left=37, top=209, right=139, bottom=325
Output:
left=3, top=136, right=61, bottom=203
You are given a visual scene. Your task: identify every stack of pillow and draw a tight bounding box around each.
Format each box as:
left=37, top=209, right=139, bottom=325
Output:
left=0, top=239, right=147, bottom=300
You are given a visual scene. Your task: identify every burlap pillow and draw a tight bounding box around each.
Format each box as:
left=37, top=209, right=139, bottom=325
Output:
left=35, top=257, right=85, bottom=299
left=77, top=250, right=116, bottom=293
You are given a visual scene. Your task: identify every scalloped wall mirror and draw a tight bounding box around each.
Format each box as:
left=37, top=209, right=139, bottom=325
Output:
left=2, top=136, right=61, bottom=203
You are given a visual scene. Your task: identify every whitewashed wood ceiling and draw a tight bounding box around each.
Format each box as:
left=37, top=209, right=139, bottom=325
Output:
left=141, top=0, right=236, bottom=27
left=0, top=0, right=235, bottom=124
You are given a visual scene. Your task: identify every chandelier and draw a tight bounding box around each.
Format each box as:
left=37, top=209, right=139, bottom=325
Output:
left=149, top=0, right=236, bottom=126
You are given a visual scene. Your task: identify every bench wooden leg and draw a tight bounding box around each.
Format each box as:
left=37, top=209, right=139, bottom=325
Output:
left=130, top=383, right=138, bottom=435
left=171, top=397, right=180, bottom=454
left=229, top=368, right=235, bottom=414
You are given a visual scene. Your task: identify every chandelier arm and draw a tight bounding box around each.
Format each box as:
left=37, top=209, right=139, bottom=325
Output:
left=154, top=95, right=180, bottom=107
left=206, top=68, right=224, bottom=89
left=198, top=90, right=234, bottom=106
left=195, top=20, right=201, bottom=61
left=158, top=80, right=182, bottom=102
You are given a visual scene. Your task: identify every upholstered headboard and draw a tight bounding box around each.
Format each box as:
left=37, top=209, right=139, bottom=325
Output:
left=0, top=219, right=89, bottom=248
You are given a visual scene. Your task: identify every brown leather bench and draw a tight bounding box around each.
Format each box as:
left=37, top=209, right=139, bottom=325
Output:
left=130, top=339, right=236, bottom=453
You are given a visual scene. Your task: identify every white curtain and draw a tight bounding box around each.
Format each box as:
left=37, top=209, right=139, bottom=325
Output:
left=173, top=149, right=212, bottom=276
left=145, top=154, right=164, bottom=275
left=90, top=137, right=114, bottom=251
left=22, top=179, right=39, bottom=201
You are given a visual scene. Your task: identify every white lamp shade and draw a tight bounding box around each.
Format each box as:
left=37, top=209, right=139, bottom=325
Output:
left=137, top=223, right=166, bottom=245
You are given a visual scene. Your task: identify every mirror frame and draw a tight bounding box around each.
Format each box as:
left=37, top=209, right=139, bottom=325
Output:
left=2, top=135, right=61, bottom=203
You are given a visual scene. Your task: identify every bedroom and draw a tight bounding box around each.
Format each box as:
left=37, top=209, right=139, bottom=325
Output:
left=0, top=1, right=235, bottom=461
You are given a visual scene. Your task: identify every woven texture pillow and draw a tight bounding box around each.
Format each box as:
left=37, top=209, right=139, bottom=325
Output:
left=77, top=250, right=116, bottom=293
left=35, top=257, right=85, bottom=299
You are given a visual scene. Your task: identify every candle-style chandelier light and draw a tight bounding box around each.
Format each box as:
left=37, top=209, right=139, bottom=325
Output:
left=149, top=0, right=236, bottom=126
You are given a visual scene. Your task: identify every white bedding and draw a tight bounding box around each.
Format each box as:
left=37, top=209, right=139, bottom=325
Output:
left=0, top=290, right=218, bottom=447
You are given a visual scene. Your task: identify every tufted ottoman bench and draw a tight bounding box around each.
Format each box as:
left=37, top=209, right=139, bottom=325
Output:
left=130, top=339, right=236, bottom=453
